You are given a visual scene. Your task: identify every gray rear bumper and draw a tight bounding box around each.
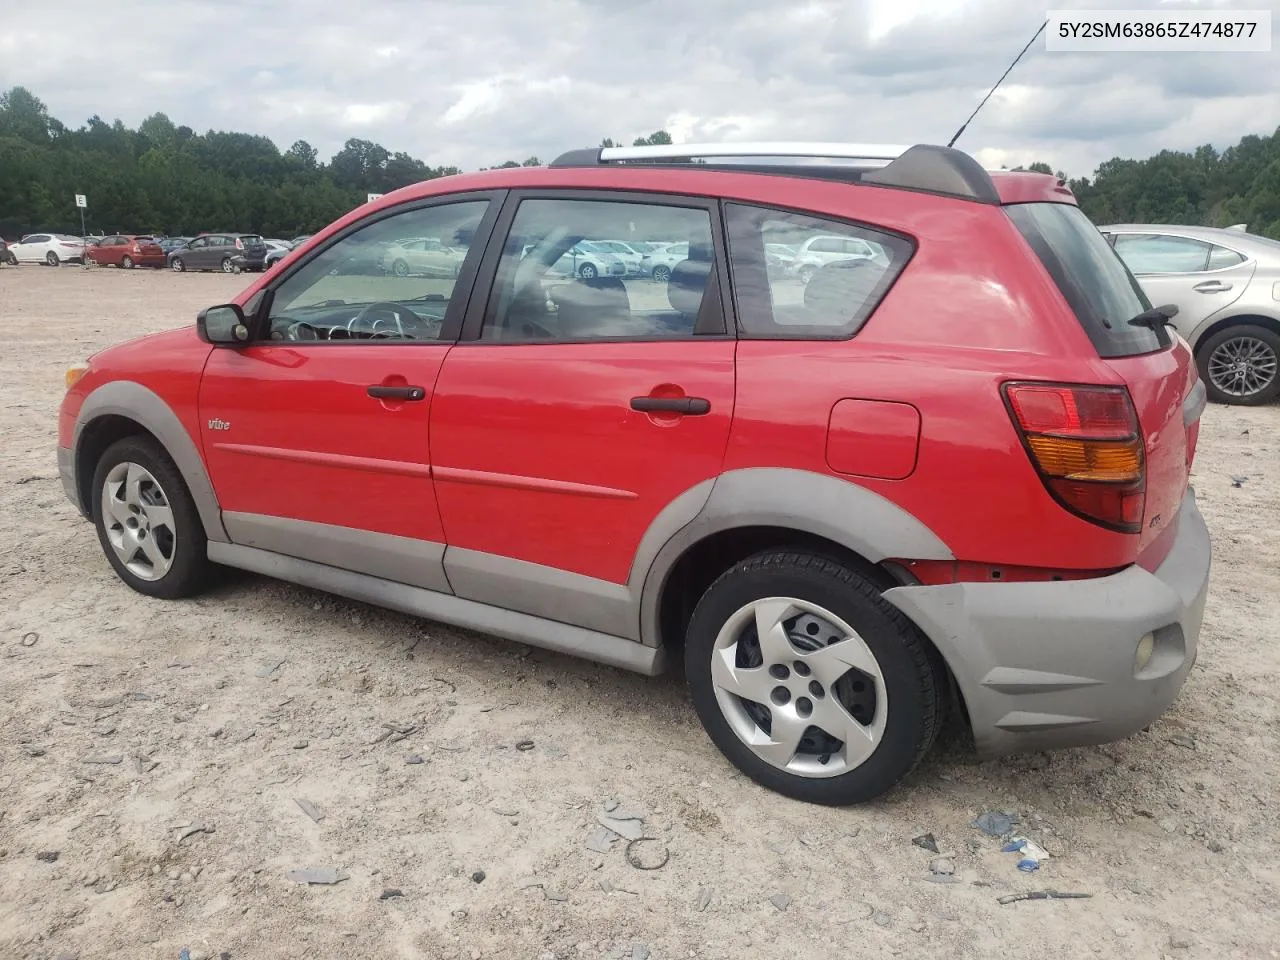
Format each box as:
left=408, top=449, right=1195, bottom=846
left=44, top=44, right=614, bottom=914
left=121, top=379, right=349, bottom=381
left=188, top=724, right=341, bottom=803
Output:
left=884, top=489, right=1211, bottom=757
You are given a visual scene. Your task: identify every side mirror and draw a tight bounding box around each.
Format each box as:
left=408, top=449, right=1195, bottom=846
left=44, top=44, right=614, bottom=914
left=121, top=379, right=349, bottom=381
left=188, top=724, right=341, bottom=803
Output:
left=197, top=304, right=250, bottom=345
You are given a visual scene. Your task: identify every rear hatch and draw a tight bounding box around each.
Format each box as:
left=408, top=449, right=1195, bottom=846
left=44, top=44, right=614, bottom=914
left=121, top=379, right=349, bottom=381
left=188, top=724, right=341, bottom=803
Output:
left=238, top=235, right=267, bottom=257
left=1005, top=202, right=1198, bottom=559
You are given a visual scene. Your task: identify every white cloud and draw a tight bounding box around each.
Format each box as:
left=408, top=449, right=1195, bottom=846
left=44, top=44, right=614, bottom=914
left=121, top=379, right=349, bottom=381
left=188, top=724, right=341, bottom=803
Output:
left=0, top=0, right=1274, bottom=177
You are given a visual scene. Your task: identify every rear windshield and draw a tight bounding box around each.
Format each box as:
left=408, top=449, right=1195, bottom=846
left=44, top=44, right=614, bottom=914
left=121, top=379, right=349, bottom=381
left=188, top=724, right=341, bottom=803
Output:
left=240, top=235, right=264, bottom=244
left=1005, top=202, right=1169, bottom=358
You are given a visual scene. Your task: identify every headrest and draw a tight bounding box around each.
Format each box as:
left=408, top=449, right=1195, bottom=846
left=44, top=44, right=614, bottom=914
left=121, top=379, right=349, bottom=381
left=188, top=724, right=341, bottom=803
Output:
left=551, top=276, right=631, bottom=334
left=666, top=259, right=710, bottom=317
left=803, top=259, right=883, bottom=320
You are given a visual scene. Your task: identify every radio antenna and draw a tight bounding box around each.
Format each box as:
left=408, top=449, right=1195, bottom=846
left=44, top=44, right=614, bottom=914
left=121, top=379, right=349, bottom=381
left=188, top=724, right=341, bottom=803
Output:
left=947, top=18, right=1048, bottom=148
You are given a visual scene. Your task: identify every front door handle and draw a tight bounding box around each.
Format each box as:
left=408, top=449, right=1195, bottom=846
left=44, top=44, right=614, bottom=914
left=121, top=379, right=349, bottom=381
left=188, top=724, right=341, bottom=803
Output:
left=367, top=384, right=426, bottom=401
left=630, top=396, right=711, bottom=415
left=1193, top=280, right=1232, bottom=293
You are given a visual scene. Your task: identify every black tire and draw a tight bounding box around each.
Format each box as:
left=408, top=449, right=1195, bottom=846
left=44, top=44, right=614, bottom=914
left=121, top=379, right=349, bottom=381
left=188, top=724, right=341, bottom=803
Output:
left=90, top=436, right=212, bottom=600
left=1196, top=323, right=1280, bottom=406
left=46, top=251, right=60, bottom=267
left=578, top=262, right=598, bottom=280
left=171, top=257, right=186, bottom=272
left=652, top=264, right=672, bottom=282
left=220, top=257, right=233, bottom=274
left=392, top=259, right=409, bottom=277
left=685, top=549, right=943, bottom=806
left=122, top=255, right=134, bottom=269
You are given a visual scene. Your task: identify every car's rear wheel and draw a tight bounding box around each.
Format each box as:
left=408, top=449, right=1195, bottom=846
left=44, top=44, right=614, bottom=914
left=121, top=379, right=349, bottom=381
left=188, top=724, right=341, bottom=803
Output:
left=392, top=259, right=409, bottom=277
left=1197, top=324, right=1280, bottom=406
left=91, top=437, right=211, bottom=600
left=122, top=255, right=134, bottom=269
left=220, top=257, right=234, bottom=273
left=685, top=550, right=943, bottom=806
left=652, top=264, right=672, bottom=282
left=46, top=252, right=60, bottom=267
left=171, top=257, right=185, bottom=272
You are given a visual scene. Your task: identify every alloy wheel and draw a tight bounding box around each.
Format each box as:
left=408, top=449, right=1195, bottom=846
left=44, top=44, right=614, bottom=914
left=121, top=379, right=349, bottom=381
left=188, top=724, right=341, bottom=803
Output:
left=1207, top=335, right=1279, bottom=399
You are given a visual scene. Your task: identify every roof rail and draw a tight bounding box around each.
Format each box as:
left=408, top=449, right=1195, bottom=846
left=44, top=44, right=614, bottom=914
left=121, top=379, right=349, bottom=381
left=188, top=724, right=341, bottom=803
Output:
left=548, top=142, right=1001, bottom=204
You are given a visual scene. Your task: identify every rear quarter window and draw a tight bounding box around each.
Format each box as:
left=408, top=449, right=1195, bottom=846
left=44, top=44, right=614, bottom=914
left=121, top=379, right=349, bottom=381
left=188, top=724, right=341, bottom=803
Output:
left=724, top=203, right=914, bottom=340
left=1005, top=203, right=1169, bottom=359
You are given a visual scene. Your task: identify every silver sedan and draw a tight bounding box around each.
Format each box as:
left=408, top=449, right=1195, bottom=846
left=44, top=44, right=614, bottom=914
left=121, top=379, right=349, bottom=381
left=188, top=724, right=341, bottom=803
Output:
left=1101, top=223, right=1280, bottom=405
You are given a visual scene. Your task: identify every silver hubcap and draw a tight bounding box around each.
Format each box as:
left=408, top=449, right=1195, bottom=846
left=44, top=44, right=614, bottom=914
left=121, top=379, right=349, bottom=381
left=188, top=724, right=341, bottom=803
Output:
left=1208, top=336, right=1278, bottom=398
left=710, top=597, right=887, bottom=778
left=222, top=259, right=233, bottom=273
left=101, top=462, right=176, bottom=581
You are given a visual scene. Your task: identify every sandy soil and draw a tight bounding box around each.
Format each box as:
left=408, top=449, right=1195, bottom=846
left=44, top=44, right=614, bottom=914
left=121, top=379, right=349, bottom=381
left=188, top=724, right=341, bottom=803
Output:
left=1, top=263, right=1277, bottom=960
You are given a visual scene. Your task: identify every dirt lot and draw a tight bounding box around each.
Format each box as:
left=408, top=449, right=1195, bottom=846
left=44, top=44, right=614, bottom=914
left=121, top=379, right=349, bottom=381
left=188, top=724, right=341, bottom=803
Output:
left=1, top=264, right=1277, bottom=960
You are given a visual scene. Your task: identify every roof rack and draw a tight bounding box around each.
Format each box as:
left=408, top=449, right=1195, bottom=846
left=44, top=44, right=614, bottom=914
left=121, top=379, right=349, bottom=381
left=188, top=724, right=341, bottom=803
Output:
left=548, top=142, right=1002, bottom=204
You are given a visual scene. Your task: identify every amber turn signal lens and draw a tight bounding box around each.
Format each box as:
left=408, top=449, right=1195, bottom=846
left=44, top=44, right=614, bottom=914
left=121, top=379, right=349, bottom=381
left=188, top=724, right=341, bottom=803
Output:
left=1024, top=435, right=1143, bottom=483
left=65, top=365, right=87, bottom=389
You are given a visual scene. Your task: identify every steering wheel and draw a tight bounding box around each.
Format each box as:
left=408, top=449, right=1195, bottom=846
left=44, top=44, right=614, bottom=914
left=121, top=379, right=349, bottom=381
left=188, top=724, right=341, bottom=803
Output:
left=285, top=320, right=321, bottom=341
left=348, top=301, right=409, bottom=338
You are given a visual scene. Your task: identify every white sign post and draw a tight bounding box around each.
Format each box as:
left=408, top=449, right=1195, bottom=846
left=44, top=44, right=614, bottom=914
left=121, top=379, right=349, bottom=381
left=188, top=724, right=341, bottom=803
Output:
left=74, top=195, right=88, bottom=268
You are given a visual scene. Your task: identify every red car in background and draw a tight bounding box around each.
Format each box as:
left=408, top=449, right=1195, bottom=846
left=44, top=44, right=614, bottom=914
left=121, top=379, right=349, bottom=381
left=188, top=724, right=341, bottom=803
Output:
left=87, top=235, right=167, bottom=269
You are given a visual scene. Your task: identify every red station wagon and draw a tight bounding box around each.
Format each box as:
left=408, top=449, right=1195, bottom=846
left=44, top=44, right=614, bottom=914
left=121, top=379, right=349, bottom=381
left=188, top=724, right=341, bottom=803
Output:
left=57, top=142, right=1212, bottom=805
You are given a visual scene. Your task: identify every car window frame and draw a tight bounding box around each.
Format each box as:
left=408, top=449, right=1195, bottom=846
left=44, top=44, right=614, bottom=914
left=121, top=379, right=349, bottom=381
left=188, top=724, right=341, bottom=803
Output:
left=457, top=188, right=737, bottom=345
left=1109, top=231, right=1251, bottom=276
left=243, top=189, right=507, bottom=347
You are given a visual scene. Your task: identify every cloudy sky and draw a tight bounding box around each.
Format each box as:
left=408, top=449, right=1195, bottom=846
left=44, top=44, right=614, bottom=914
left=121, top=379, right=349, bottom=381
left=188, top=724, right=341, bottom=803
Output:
left=1, top=0, right=1276, bottom=179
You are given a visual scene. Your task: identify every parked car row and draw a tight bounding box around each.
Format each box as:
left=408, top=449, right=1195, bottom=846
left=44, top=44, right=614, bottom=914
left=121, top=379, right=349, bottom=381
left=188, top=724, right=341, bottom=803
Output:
left=1, top=232, right=315, bottom=273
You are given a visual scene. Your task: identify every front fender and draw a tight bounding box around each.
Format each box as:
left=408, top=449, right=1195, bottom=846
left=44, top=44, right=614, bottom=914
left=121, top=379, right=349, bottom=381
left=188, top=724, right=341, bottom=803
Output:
left=73, top=380, right=228, bottom=543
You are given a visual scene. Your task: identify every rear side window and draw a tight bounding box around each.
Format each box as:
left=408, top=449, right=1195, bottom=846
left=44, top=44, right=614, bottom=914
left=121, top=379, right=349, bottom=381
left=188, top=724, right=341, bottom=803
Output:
left=1005, top=203, right=1168, bottom=359
left=724, top=203, right=913, bottom=340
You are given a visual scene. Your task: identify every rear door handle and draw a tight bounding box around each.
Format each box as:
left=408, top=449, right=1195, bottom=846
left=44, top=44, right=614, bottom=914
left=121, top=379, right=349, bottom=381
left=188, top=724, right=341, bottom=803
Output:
left=630, top=396, right=711, bottom=415
left=1193, top=280, right=1232, bottom=293
left=367, top=384, right=426, bottom=401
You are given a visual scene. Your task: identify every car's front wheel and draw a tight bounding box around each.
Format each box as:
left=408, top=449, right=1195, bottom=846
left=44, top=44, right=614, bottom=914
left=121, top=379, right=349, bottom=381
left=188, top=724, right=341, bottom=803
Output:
left=652, top=264, right=672, bottom=282
left=1198, top=323, right=1280, bottom=406
left=170, top=257, right=185, bottom=272
left=91, top=436, right=212, bottom=599
left=685, top=550, right=943, bottom=806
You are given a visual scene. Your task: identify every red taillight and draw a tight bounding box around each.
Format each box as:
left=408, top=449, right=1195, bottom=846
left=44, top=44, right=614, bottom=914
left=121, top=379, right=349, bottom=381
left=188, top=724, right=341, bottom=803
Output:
left=1003, top=382, right=1145, bottom=534
left=235, top=238, right=244, bottom=250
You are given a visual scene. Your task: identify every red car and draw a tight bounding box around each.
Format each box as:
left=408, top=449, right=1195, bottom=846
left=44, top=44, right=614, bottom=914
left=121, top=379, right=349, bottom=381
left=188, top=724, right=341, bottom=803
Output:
left=56, top=142, right=1211, bottom=805
left=86, top=234, right=167, bottom=269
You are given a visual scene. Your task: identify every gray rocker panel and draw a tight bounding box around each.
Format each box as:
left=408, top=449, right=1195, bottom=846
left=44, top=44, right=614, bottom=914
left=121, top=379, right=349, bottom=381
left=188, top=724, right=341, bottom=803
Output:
left=222, top=512, right=451, bottom=594
left=208, top=541, right=665, bottom=675
left=73, top=380, right=229, bottom=542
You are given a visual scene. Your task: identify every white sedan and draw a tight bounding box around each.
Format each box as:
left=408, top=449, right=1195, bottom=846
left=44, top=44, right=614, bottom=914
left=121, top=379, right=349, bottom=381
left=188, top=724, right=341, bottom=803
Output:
left=8, top=233, right=86, bottom=266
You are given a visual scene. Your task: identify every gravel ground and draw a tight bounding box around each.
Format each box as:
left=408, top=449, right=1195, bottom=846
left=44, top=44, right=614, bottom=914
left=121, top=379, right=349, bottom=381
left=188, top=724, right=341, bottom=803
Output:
left=1, top=264, right=1278, bottom=960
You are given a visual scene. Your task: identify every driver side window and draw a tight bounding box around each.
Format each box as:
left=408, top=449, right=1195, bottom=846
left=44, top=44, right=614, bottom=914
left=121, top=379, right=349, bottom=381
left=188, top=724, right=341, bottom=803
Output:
left=264, top=200, right=490, bottom=344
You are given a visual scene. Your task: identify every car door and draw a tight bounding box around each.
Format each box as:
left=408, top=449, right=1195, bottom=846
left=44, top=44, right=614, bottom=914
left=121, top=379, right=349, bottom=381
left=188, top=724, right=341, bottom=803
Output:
left=179, top=237, right=206, bottom=268
left=15, top=234, right=50, bottom=262
left=428, top=191, right=736, bottom=637
left=198, top=193, right=502, bottom=592
left=1108, top=232, right=1253, bottom=337
left=101, top=236, right=125, bottom=266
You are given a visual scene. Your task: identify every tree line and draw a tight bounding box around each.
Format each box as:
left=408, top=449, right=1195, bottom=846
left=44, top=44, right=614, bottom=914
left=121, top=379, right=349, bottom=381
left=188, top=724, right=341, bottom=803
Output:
left=2, top=86, right=1277, bottom=240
